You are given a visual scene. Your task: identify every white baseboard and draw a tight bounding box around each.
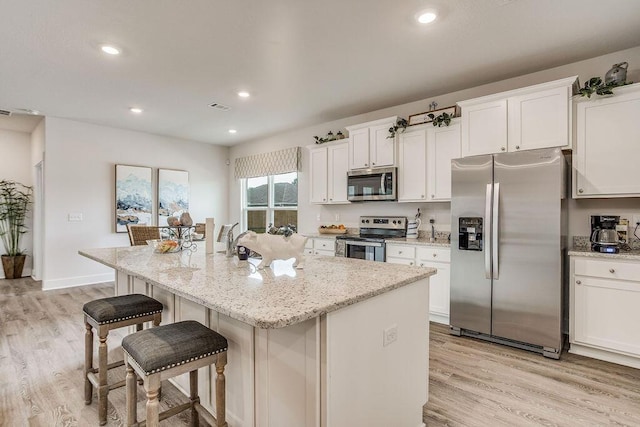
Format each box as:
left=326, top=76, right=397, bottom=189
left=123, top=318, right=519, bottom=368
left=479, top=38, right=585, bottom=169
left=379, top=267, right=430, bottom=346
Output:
left=42, top=272, right=115, bottom=290
left=569, top=343, right=640, bottom=369
left=429, top=312, right=449, bottom=325
left=0, top=267, right=32, bottom=280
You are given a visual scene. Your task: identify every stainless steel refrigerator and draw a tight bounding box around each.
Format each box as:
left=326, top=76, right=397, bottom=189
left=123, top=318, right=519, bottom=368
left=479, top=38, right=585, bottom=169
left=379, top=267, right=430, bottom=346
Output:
left=450, top=147, right=567, bottom=359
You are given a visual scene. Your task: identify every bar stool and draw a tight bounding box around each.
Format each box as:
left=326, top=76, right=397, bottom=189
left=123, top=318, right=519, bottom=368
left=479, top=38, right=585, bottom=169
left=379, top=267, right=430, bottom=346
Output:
left=83, top=294, right=163, bottom=425
left=122, top=320, right=228, bottom=427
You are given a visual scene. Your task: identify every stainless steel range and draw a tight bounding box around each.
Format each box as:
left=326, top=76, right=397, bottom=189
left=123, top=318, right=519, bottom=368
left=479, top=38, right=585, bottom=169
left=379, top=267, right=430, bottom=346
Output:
left=336, top=216, right=407, bottom=262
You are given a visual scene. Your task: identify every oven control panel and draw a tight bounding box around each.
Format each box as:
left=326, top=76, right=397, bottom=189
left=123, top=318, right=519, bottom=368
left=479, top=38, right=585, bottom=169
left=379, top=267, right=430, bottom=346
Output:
left=360, top=216, right=406, bottom=230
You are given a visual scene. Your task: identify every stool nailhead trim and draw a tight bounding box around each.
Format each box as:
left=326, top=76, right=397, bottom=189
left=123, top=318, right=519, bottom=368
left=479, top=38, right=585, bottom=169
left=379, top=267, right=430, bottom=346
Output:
left=84, top=309, right=163, bottom=325
left=135, top=347, right=229, bottom=375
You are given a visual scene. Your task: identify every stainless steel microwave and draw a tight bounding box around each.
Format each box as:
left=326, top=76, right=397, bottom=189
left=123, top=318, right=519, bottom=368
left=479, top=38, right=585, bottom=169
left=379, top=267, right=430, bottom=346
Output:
left=347, top=167, right=397, bottom=201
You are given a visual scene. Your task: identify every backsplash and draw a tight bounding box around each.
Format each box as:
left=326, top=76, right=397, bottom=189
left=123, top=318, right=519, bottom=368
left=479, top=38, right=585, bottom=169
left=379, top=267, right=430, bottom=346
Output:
left=573, top=235, right=640, bottom=250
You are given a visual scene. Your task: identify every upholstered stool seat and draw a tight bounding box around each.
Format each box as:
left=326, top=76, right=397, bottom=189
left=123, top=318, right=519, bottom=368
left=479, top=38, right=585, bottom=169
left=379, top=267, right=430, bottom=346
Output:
left=123, top=320, right=228, bottom=427
left=83, top=294, right=163, bottom=426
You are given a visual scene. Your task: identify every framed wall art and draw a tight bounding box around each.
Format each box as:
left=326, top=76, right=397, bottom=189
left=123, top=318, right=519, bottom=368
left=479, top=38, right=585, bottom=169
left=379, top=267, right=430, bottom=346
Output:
left=158, top=169, right=189, bottom=226
left=115, top=164, right=153, bottom=233
left=408, top=106, right=458, bottom=126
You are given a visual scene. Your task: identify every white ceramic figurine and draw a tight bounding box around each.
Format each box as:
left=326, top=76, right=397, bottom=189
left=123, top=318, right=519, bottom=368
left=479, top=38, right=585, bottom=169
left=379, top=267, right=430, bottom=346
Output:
left=236, top=231, right=308, bottom=269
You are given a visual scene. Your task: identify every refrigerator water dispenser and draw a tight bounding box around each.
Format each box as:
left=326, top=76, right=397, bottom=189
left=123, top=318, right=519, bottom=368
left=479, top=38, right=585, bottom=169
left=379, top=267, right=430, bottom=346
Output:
left=459, top=217, right=483, bottom=251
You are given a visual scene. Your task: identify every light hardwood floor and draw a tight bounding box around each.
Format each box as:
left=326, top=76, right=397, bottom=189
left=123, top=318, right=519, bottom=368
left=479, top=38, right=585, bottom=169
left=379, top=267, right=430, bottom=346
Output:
left=1, top=278, right=639, bottom=426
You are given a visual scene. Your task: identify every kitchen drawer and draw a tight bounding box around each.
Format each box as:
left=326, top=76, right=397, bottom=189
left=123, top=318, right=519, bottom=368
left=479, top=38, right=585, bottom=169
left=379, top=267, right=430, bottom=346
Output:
left=314, top=249, right=335, bottom=257
left=416, top=247, right=450, bottom=263
left=386, top=256, right=415, bottom=266
left=314, top=239, right=335, bottom=251
left=574, top=257, right=640, bottom=282
left=386, top=244, right=416, bottom=259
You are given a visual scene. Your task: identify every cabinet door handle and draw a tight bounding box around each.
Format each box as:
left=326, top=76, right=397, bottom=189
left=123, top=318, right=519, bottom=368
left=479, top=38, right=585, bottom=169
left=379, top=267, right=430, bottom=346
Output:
left=576, top=280, right=582, bottom=285
left=433, top=253, right=437, bottom=257
left=609, top=268, right=615, bottom=273
left=578, top=188, right=584, bottom=194
left=501, top=147, right=506, bottom=151
left=372, top=162, right=376, bottom=165
left=398, top=250, right=403, bottom=254
left=515, top=145, right=520, bottom=150
left=420, top=263, right=424, bottom=267
left=329, top=198, right=333, bottom=201
left=365, top=163, right=368, bottom=167
left=409, top=262, right=414, bottom=266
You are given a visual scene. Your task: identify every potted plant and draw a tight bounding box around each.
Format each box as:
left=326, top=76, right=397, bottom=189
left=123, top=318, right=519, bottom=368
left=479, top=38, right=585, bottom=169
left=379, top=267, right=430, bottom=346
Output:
left=0, top=180, right=33, bottom=279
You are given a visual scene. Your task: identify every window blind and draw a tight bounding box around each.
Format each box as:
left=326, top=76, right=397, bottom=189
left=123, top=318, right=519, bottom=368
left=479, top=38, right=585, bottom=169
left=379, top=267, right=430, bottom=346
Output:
left=234, top=147, right=301, bottom=179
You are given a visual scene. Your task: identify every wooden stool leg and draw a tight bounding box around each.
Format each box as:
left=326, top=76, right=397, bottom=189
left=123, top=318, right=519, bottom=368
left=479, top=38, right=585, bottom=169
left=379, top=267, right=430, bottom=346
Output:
left=145, top=374, right=161, bottom=427
left=125, top=357, right=137, bottom=426
left=189, top=370, right=200, bottom=427
left=215, top=352, right=227, bottom=427
left=98, top=331, right=109, bottom=426
left=84, top=322, right=94, bottom=405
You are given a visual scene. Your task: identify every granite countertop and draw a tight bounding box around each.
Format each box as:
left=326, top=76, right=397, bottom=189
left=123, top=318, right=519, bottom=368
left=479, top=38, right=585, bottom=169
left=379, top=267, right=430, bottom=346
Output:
left=79, top=246, right=435, bottom=329
left=568, top=247, right=640, bottom=261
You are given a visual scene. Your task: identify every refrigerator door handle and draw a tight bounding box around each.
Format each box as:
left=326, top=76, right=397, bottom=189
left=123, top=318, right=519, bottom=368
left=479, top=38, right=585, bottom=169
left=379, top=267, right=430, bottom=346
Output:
left=492, top=182, right=500, bottom=280
left=485, top=183, right=492, bottom=279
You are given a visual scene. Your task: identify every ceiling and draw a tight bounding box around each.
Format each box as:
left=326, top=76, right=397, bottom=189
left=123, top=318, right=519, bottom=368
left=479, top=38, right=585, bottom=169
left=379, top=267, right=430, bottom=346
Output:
left=2, top=0, right=640, bottom=146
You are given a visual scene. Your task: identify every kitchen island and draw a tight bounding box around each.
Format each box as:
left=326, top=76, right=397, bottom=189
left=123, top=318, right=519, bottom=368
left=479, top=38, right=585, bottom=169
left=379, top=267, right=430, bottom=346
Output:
left=80, top=245, right=435, bottom=427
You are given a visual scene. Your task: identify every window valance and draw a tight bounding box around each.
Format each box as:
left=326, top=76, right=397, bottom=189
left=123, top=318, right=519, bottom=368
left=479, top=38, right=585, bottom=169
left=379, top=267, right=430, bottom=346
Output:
left=234, top=147, right=301, bottom=179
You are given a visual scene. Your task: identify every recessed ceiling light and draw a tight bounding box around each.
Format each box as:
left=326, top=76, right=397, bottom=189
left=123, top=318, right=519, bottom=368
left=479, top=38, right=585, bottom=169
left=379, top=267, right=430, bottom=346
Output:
left=228, top=129, right=237, bottom=134
left=129, top=107, right=143, bottom=114
left=101, top=45, right=121, bottom=55
left=238, top=91, right=250, bottom=98
left=416, top=11, right=437, bottom=24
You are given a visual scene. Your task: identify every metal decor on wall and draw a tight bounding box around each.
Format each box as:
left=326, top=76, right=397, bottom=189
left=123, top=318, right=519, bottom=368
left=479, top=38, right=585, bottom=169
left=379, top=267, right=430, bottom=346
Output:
left=115, top=164, right=153, bottom=233
left=158, top=169, right=189, bottom=226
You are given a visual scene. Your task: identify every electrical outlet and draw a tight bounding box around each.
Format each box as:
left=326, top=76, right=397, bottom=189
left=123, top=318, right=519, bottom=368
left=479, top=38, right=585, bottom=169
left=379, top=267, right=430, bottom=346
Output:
left=316, top=214, right=321, bottom=221
left=383, top=324, right=398, bottom=347
left=335, top=213, right=340, bottom=222
left=633, top=214, right=640, bottom=227
left=429, top=216, right=435, bottom=224
left=68, top=213, right=83, bottom=222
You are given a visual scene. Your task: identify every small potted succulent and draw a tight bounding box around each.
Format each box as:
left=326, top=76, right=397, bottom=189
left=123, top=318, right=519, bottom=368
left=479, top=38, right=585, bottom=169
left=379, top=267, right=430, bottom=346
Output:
left=0, top=180, right=33, bottom=279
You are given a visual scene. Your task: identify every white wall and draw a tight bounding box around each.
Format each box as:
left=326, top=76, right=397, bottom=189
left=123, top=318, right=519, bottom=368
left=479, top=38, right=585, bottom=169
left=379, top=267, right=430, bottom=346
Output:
left=0, top=127, right=34, bottom=278
left=42, top=117, right=230, bottom=289
left=229, top=45, right=640, bottom=238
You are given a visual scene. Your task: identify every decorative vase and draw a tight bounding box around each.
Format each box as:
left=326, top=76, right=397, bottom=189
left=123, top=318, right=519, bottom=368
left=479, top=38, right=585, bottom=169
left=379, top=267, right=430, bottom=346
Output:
left=1, top=254, right=26, bottom=279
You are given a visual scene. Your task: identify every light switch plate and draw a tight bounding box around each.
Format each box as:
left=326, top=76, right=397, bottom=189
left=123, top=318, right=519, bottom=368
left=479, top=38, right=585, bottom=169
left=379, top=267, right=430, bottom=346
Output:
left=68, top=213, right=83, bottom=222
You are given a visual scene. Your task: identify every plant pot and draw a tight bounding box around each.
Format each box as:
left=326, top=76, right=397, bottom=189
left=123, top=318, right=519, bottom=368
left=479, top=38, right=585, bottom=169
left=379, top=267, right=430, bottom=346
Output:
left=1, top=254, right=26, bottom=279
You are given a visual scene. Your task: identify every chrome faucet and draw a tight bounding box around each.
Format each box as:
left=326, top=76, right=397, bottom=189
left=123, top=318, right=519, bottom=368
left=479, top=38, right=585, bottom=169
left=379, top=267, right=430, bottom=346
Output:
left=225, top=223, right=239, bottom=257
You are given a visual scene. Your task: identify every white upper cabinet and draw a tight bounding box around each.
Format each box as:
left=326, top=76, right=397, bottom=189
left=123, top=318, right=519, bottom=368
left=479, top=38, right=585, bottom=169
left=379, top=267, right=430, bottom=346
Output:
left=508, top=86, right=570, bottom=151
left=458, top=76, right=577, bottom=157
left=397, top=129, right=428, bottom=202
left=397, top=120, right=461, bottom=203
left=308, top=141, right=350, bottom=205
left=573, top=83, right=640, bottom=198
left=427, top=122, right=462, bottom=201
left=460, top=99, right=508, bottom=156
left=346, top=116, right=397, bottom=170
left=327, top=143, right=349, bottom=203
left=309, top=145, right=328, bottom=203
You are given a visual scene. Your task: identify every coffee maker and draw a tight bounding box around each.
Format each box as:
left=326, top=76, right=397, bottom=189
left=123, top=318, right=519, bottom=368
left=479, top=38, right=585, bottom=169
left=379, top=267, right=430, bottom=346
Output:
left=591, top=215, right=620, bottom=253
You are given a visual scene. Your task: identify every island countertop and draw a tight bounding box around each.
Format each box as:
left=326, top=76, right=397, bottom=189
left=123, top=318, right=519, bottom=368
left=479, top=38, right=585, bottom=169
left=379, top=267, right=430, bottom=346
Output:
left=79, top=246, right=435, bottom=329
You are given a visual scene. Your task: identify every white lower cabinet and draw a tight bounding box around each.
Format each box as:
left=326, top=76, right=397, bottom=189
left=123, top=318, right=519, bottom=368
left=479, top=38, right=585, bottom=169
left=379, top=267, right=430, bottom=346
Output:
left=416, top=247, right=450, bottom=324
left=570, top=255, right=640, bottom=369
left=307, top=237, right=335, bottom=256
left=386, top=243, right=450, bottom=324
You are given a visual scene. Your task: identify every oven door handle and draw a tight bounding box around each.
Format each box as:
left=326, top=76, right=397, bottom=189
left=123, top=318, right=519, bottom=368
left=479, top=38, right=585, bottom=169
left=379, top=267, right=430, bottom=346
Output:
left=344, top=240, right=385, bottom=248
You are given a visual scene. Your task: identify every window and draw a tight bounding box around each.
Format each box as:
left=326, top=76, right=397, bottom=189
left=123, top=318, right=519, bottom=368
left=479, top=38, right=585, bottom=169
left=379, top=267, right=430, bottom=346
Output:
left=243, top=172, right=298, bottom=233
